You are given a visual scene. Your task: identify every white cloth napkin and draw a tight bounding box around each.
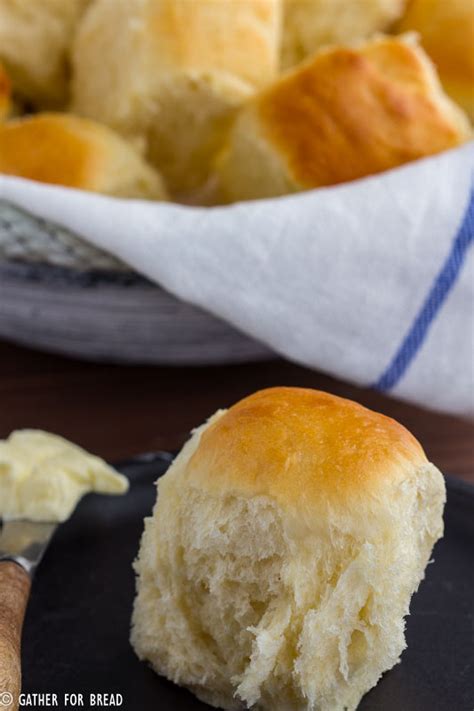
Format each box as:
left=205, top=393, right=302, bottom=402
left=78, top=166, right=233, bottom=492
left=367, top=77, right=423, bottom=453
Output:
left=1, top=143, right=473, bottom=417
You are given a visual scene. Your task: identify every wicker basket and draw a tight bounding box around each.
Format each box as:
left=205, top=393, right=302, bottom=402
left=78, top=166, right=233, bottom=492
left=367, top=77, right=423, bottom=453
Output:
left=0, top=201, right=271, bottom=364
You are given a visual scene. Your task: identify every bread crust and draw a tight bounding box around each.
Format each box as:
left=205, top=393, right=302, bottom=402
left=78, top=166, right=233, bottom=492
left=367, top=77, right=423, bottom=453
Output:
left=0, top=113, right=167, bottom=199
left=189, top=387, right=427, bottom=510
left=0, top=0, right=91, bottom=107
left=218, top=35, right=471, bottom=201
left=0, top=62, right=11, bottom=120
left=263, top=36, right=470, bottom=187
left=397, top=0, right=474, bottom=118
left=71, top=0, right=281, bottom=195
left=282, top=0, right=406, bottom=68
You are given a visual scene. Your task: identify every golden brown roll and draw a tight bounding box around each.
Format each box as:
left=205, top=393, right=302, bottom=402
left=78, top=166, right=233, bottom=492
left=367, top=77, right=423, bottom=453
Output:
left=0, top=62, right=11, bottom=120
left=131, top=387, right=446, bottom=711
left=0, top=113, right=168, bottom=199
left=282, top=0, right=406, bottom=68
left=71, top=0, right=281, bottom=197
left=217, top=34, right=471, bottom=202
left=0, top=0, right=91, bottom=107
left=397, top=0, right=474, bottom=119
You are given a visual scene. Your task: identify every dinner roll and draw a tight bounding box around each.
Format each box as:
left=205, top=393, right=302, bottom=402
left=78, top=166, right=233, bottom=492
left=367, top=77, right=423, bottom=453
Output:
left=0, top=0, right=91, bottom=107
left=397, top=0, right=474, bottom=120
left=131, top=387, right=445, bottom=711
left=0, top=113, right=168, bottom=199
left=0, top=62, right=11, bottom=120
left=217, top=34, right=471, bottom=202
left=71, top=0, right=281, bottom=197
left=282, top=0, right=405, bottom=68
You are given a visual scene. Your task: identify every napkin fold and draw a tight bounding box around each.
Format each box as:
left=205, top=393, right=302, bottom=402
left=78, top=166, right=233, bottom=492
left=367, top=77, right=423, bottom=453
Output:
left=1, top=143, right=473, bottom=417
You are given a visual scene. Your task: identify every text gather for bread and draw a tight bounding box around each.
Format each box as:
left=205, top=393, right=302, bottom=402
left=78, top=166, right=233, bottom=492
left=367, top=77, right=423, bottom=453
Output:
left=131, top=386, right=446, bottom=711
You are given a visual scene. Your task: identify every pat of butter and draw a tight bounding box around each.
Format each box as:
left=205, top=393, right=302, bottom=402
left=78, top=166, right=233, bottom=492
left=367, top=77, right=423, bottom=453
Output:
left=0, top=430, right=129, bottom=522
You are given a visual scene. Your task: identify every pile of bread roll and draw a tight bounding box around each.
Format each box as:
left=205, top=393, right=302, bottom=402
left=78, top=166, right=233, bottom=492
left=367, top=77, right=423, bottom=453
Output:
left=0, top=0, right=472, bottom=204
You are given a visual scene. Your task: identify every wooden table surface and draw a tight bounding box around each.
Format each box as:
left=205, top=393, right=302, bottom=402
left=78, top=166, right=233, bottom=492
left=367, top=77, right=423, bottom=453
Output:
left=0, top=339, right=472, bottom=483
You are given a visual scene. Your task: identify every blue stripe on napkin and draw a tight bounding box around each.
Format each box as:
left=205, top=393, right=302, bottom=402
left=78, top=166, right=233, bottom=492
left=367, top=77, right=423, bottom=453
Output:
left=374, top=185, right=474, bottom=393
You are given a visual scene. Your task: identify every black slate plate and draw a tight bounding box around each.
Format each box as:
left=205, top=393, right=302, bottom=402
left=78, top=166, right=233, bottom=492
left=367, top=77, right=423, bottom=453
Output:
left=21, top=453, right=474, bottom=711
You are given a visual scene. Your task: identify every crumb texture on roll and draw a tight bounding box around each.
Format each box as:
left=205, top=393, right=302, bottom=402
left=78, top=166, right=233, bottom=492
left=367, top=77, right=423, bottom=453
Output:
left=282, top=0, right=405, bottom=68
left=131, top=387, right=446, bottom=711
left=0, top=113, right=168, bottom=199
left=71, top=0, right=281, bottom=196
left=397, top=0, right=474, bottom=119
left=0, top=0, right=91, bottom=107
left=217, top=34, right=471, bottom=203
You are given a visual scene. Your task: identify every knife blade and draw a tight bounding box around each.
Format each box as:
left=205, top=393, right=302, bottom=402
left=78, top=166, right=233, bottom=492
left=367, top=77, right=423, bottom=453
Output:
left=0, top=520, right=58, bottom=574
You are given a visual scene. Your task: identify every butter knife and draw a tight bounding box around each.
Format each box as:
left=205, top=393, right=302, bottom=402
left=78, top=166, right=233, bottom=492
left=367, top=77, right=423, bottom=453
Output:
left=0, top=520, right=57, bottom=711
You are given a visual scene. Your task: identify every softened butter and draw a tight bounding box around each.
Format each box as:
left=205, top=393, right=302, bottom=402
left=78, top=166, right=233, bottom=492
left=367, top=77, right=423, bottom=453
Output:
left=0, top=429, right=129, bottom=522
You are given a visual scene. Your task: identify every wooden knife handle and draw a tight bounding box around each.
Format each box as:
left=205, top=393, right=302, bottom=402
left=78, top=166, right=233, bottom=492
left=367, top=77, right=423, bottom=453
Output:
left=0, top=561, right=31, bottom=711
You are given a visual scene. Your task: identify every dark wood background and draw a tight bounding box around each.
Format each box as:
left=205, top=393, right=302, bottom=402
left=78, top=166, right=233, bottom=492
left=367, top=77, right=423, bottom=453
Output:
left=0, top=339, right=472, bottom=482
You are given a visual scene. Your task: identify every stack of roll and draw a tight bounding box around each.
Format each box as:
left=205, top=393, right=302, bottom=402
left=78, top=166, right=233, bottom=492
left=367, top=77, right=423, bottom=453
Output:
left=0, top=0, right=472, bottom=202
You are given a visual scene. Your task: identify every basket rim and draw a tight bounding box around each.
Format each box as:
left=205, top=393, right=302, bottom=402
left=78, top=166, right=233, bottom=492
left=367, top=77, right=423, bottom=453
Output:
left=0, top=256, right=151, bottom=288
